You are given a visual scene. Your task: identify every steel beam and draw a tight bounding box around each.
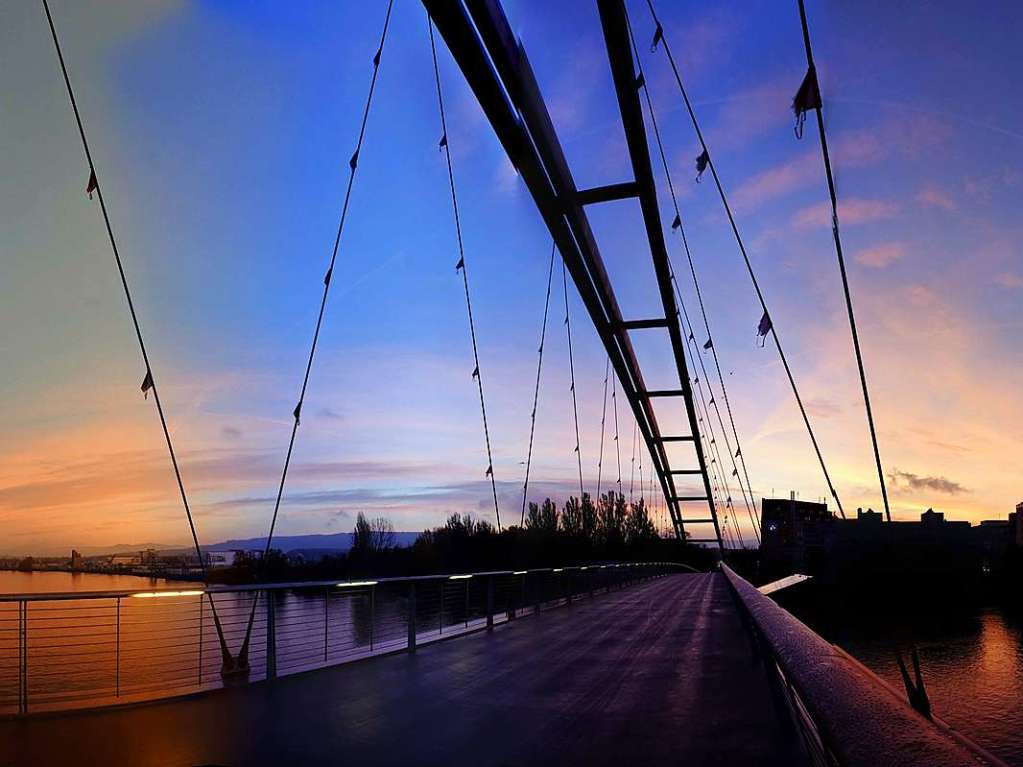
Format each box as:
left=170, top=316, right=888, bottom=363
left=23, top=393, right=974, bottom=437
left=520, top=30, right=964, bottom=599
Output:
left=596, top=0, right=722, bottom=551
left=425, top=0, right=724, bottom=545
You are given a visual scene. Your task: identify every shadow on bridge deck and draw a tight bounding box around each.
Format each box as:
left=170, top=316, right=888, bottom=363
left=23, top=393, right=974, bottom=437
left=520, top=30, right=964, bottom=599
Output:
left=0, top=573, right=806, bottom=766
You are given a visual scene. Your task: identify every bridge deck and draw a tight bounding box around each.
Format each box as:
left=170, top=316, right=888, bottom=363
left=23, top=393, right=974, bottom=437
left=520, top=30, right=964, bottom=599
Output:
left=0, top=573, right=806, bottom=766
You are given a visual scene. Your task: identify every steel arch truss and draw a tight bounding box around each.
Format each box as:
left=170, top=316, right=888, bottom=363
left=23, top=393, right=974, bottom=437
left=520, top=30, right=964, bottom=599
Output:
left=424, top=0, right=724, bottom=550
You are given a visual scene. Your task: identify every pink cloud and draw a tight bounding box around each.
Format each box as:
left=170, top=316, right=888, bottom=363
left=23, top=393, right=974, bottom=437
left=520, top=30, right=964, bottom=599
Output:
left=732, top=151, right=816, bottom=211
left=732, top=115, right=950, bottom=212
left=916, top=185, right=957, bottom=211
left=854, top=242, right=907, bottom=268
left=792, top=197, right=900, bottom=229
left=710, top=78, right=794, bottom=150
left=994, top=272, right=1023, bottom=289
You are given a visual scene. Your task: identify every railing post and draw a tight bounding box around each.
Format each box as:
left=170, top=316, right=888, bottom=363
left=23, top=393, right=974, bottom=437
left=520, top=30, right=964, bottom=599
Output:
left=518, top=573, right=527, bottom=619
left=370, top=585, right=376, bottom=651
left=324, top=587, right=330, bottom=663
left=18, top=600, right=27, bottom=714
left=115, top=597, right=121, bottom=697
left=198, top=592, right=204, bottom=686
left=407, top=582, right=417, bottom=652
left=486, top=576, right=494, bottom=630
left=265, top=590, right=276, bottom=680
left=565, top=571, right=572, bottom=605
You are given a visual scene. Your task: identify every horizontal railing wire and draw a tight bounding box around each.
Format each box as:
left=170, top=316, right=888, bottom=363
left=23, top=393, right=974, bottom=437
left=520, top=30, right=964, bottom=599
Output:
left=0, top=563, right=679, bottom=715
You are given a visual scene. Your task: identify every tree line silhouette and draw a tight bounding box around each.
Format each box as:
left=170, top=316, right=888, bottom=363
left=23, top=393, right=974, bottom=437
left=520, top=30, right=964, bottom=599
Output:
left=213, top=492, right=717, bottom=583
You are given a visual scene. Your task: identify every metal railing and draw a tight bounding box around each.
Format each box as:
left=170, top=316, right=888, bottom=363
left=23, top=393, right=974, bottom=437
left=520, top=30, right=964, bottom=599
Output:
left=0, top=561, right=679, bottom=716
left=720, top=564, right=1007, bottom=767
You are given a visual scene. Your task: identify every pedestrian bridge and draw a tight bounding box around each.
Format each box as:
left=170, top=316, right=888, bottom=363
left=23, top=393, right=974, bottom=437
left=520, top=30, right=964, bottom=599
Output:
left=0, top=569, right=1003, bottom=766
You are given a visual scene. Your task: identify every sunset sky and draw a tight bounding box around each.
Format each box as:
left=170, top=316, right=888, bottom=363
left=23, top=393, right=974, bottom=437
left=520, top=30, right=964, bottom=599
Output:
left=1, top=0, right=1020, bottom=555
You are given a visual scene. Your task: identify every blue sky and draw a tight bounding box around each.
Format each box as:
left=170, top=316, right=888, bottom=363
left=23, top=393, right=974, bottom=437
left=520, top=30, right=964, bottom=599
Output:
left=1, top=0, right=1020, bottom=554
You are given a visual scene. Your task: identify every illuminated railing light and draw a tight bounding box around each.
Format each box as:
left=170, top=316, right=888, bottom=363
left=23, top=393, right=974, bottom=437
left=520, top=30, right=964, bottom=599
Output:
left=335, top=581, right=378, bottom=588
left=512, top=570, right=527, bottom=575
left=130, top=590, right=204, bottom=599
left=552, top=568, right=563, bottom=573
left=580, top=566, right=588, bottom=570
left=448, top=574, right=472, bottom=580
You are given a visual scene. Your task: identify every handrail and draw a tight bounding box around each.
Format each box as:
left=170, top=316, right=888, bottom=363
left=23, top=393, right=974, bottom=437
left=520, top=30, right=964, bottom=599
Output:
left=720, top=564, right=1006, bottom=767
left=0, top=561, right=681, bottom=716
left=0, top=561, right=686, bottom=602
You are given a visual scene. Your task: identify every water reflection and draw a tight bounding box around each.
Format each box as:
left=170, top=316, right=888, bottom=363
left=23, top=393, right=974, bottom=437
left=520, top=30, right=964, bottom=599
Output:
left=798, top=604, right=1023, bottom=765
left=0, top=573, right=495, bottom=713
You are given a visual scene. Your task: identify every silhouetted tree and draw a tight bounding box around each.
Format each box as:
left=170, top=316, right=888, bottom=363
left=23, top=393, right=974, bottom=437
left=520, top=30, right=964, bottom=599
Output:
left=625, top=498, right=658, bottom=545
left=353, top=512, right=395, bottom=555
left=561, top=496, right=582, bottom=537
left=525, top=498, right=559, bottom=533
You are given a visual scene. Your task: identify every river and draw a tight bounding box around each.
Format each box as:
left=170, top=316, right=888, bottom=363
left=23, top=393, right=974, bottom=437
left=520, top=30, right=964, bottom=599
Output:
left=0, top=570, right=198, bottom=595
left=789, top=600, right=1023, bottom=765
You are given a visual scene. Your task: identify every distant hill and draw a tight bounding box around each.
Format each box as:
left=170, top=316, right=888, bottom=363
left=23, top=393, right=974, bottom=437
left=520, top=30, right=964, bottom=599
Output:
left=204, top=532, right=421, bottom=554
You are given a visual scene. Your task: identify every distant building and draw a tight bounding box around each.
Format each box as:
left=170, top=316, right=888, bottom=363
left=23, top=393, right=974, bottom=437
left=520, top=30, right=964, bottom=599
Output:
left=1011, top=502, right=1023, bottom=547
left=140, top=548, right=159, bottom=566
left=760, top=495, right=834, bottom=576
left=760, top=495, right=1019, bottom=583
left=70, top=549, right=84, bottom=571
left=204, top=551, right=233, bottom=567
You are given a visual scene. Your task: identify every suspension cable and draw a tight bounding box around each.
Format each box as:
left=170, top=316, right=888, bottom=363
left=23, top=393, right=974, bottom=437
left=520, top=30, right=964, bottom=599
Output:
left=629, top=420, right=638, bottom=503
left=643, top=0, right=845, bottom=518
left=638, top=427, right=644, bottom=503
left=429, top=15, right=501, bottom=529
left=41, top=0, right=239, bottom=668
left=595, top=357, right=611, bottom=500
left=236, top=0, right=396, bottom=668
left=612, top=374, right=623, bottom=498
left=795, top=0, right=891, bottom=522
left=562, top=261, right=585, bottom=499
left=676, top=280, right=761, bottom=542
left=520, top=242, right=557, bottom=526
left=42, top=0, right=207, bottom=581
left=261, top=0, right=395, bottom=559
left=686, top=329, right=747, bottom=548
left=626, top=19, right=760, bottom=538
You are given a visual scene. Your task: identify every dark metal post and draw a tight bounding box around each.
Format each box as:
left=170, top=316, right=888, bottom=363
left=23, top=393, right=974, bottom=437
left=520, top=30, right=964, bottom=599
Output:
left=370, top=586, right=376, bottom=651
left=324, top=588, right=329, bottom=663
left=464, top=580, right=470, bottom=628
left=197, top=593, right=204, bottom=686
left=408, top=582, right=417, bottom=652
left=115, top=597, right=121, bottom=697
left=486, top=576, right=494, bottom=630
left=18, top=600, right=27, bottom=714
left=265, top=590, right=276, bottom=680
left=439, top=581, right=444, bottom=634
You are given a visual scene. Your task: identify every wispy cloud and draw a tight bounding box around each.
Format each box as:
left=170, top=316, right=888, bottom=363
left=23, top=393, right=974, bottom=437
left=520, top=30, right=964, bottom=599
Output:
left=916, top=185, right=957, bottom=212
left=854, top=242, right=907, bottom=268
left=791, top=197, right=900, bottom=229
left=732, top=116, right=949, bottom=212
left=994, top=272, right=1023, bottom=289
